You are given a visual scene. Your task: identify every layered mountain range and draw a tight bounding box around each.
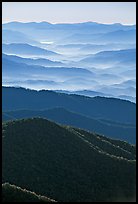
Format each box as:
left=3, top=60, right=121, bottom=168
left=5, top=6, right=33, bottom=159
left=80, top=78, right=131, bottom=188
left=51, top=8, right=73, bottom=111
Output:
left=2, top=21, right=136, bottom=102
left=2, top=21, right=136, bottom=202
left=2, top=86, right=136, bottom=144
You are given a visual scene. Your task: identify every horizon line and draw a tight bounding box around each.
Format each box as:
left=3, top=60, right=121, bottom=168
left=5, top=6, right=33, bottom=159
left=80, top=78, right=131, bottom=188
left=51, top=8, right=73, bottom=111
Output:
left=2, top=20, right=136, bottom=26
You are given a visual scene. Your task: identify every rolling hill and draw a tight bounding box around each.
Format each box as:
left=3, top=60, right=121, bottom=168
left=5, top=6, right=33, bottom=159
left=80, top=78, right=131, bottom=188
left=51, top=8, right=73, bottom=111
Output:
left=2, top=87, right=136, bottom=125
left=2, top=21, right=135, bottom=46
left=96, top=29, right=136, bottom=43
left=79, top=48, right=136, bottom=67
left=2, top=43, right=60, bottom=56
left=2, top=107, right=136, bottom=144
left=2, top=57, right=93, bottom=85
left=2, top=183, right=56, bottom=202
left=2, top=118, right=136, bottom=202
left=2, top=53, right=64, bottom=67
left=2, top=29, right=37, bottom=44
left=55, top=89, right=136, bottom=103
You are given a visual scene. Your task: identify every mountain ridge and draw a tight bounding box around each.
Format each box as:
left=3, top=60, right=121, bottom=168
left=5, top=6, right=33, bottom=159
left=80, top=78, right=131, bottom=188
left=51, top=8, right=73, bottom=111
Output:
left=2, top=183, right=56, bottom=202
left=2, top=107, right=136, bottom=144
left=2, top=86, right=136, bottom=125
left=2, top=117, right=136, bottom=202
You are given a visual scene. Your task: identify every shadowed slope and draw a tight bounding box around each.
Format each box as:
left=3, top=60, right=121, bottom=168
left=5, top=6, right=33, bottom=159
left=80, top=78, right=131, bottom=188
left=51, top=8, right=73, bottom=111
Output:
left=2, top=107, right=136, bottom=144
left=2, top=87, right=136, bottom=125
left=2, top=118, right=136, bottom=202
left=2, top=183, right=56, bottom=202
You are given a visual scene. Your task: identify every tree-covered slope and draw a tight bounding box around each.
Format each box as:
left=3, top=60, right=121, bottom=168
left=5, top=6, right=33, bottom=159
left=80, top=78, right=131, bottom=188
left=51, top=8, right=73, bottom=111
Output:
left=2, top=107, right=136, bottom=144
left=2, top=118, right=136, bottom=202
left=2, top=183, right=56, bottom=202
left=2, top=86, right=136, bottom=124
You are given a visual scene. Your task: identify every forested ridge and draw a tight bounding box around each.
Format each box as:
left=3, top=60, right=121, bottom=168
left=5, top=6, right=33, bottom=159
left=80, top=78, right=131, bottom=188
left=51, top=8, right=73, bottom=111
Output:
left=2, top=118, right=136, bottom=202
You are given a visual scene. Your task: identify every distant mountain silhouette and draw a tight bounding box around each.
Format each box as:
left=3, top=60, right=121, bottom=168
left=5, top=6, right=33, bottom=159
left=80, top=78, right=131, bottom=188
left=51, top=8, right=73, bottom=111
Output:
left=2, top=43, right=60, bottom=56
left=2, top=21, right=135, bottom=45
left=55, top=89, right=112, bottom=97
left=79, top=43, right=136, bottom=54
left=97, top=86, right=136, bottom=98
left=79, top=49, right=136, bottom=67
left=3, top=22, right=135, bottom=35
left=3, top=54, right=135, bottom=100
left=2, top=21, right=136, bottom=100
left=55, top=89, right=136, bottom=103
left=96, top=29, right=136, bottom=43
left=2, top=118, right=136, bottom=202
left=2, top=57, right=92, bottom=82
left=2, top=107, right=136, bottom=144
left=2, top=87, right=136, bottom=125
left=55, top=42, right=135, bottom=55
left=2, top=29, right=37, bottom=44
left=112, top=80, right=136, bottom=88
left=2, top=53, right=64, bottom=67
left=62, top=29, right=135, bottom=44
left=118, top=95, right=136, bottom=103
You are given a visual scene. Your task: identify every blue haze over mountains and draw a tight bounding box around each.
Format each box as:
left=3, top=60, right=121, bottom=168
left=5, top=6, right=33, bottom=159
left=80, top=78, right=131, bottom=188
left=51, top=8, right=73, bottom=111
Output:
left=2, top=21, right=136, bottom=144
left=2, top=20, right=136, bottom=203
left=2, top=21, right=136, bottom=102
left=2, top=86, right=136, bottom=144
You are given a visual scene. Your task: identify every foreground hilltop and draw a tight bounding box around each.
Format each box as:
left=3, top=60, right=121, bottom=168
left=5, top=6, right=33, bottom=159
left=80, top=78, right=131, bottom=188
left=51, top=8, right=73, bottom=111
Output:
left=2, top=183, right=56, bottom=202
left=2, top=117, right=136, bottom=202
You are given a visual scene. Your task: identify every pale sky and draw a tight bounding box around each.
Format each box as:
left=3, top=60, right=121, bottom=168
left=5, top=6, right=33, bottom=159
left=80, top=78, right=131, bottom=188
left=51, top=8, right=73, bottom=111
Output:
left=2, top=2, right=136, bottom=25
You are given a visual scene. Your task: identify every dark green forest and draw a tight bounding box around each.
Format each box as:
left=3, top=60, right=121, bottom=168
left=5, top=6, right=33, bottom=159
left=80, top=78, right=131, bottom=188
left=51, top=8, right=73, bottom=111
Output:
left=2, top=118, right=136, bottom=202
left=2, top=183, right=56, bottom=202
